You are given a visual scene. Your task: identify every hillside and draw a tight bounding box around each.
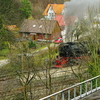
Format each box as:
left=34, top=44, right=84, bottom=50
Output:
left=29, top=0, right=70, bottom=19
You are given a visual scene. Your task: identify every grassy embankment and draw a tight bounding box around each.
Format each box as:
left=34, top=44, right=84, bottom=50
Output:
left=0, top=41, right=59, bottom=76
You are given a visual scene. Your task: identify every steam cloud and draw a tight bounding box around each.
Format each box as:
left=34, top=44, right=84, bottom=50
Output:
left=63, top=0, right=100, bottom=42
left=64, top=0, right=100, bottom=19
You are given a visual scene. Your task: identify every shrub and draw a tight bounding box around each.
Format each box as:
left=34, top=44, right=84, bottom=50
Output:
left=28, top=40, right=37, bottom=48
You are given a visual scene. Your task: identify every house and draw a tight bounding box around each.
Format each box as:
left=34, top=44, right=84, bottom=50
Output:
left=42, top=4, right=78, bottom=42
left=42, top=4, right=64, bottom=20
left=19, top=19, right=61, bottom=41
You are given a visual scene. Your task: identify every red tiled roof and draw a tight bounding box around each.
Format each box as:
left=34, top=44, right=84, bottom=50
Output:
left=54, top=15, right=66, bottom=26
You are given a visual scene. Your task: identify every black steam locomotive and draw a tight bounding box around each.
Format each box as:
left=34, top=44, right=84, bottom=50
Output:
left=54, top=41, right=99, bottom=68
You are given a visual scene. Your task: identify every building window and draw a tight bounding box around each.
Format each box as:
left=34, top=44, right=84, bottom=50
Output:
left=23, top=33, right=28, bottom=37
left=49, top=13, right=54, bottom=19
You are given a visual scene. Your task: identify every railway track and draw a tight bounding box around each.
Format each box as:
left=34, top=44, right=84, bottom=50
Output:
left=0, top=64, right=87, bottom=81
left=0, top=64, right=87, bottom=99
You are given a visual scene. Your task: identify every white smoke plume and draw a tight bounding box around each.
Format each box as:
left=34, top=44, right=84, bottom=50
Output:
left=63, top=0, right=100, bottom=42
left=64, top=0, right=100, bottom=19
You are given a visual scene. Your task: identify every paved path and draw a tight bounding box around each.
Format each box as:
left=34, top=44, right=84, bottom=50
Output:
left=0, top=59, right=9, bottom=67
left=18, top=43, right=59, bottom=56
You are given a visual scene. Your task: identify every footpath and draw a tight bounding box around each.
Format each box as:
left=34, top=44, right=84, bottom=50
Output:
left=0, top=59, right=9, bottom=67
left=0, top=43, right=59, bottom=67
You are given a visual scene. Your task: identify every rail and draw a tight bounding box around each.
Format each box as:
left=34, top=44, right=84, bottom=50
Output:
left=39, top=75, right=100, bottom=100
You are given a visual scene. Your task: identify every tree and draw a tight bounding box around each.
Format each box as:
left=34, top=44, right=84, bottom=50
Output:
left=71, top=9, right=100, bottom=80
left=0, top=0, right=32, bottom=50
left=19, top=0, right=32, bottom=19
left=0, top=0, right=32, bottom=26
left=71, top=19, right=89, bottom=41
left=0, top=17, right=15, bottom=50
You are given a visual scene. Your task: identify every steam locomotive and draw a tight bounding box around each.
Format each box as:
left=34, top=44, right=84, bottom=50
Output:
left=53, top=41, right=99, bottom=68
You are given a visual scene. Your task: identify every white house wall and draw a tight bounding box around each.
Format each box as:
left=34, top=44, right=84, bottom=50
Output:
left=45, top=6, right=55, bottom=20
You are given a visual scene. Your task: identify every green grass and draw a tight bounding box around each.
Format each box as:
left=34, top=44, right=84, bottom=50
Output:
left=0, top=48, right=9, bottom=59
left=0, top=56, right=7, bottom=60
left=29, top=42, right=53, bottom=52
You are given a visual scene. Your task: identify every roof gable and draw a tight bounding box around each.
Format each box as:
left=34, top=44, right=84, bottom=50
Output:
left=19, top=19, right=61, bottom=34
left=43, top=4, right=64, bottom=15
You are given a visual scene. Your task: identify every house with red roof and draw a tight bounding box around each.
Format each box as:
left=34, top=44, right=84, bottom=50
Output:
left=42, top=4, right=78, bottom=42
